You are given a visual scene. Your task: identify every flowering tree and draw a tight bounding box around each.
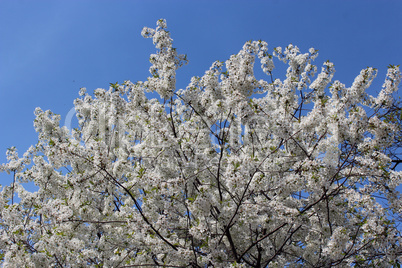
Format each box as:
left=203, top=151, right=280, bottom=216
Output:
left=1, top=19, right=402, bottom=267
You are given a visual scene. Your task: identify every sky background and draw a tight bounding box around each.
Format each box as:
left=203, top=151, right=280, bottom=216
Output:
left=0, top=0, right=402, bottom=188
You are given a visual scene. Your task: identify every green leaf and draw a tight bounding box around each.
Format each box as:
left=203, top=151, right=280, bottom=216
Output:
left=49, top=139, right=55, bottom=147
left=110, top=82, right=119, bottom=89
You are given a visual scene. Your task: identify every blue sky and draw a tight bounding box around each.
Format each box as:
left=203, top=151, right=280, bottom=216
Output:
left=1, top=0, right=402, bottom=187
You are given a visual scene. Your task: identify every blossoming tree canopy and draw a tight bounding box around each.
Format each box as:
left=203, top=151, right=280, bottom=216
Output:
left=1, top=19, right=402, bottom=267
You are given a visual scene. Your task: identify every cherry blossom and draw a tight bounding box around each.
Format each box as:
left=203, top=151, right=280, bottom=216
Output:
left=1, top=19, right=401, bottom=267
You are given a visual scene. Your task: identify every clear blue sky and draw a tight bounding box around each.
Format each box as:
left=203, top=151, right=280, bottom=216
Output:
left=1, top=0, right=402, bottom=187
